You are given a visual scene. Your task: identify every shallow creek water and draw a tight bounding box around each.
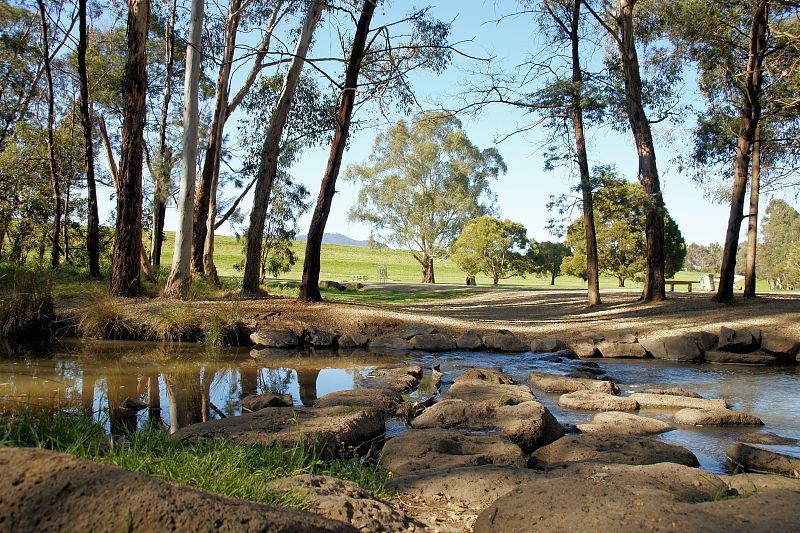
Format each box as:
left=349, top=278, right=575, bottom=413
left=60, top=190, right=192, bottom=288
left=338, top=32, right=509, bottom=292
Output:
left=1, top=339, right=799, bottom=474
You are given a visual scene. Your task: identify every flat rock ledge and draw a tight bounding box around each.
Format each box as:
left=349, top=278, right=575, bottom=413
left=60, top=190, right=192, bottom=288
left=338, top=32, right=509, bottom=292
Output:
left=474, top=462, right=800, bottom=532
left=0, top=447, right=355, bottom=533
left=241, top=392, right=293, bottom=411
left=266, top=475, right=426, bottom=532
left=558, top=390, right=638, bottom=412
left=481, top=331, right=528, bottom=353
left=445, top=379, right=536, bottom=405
left=170, top=406, right=385, bottom=459
left=530, top=372, right=619, bottom=395
left=381, top=428, right=526, bottom=476
left=673, top=408, right=764, bottom=426
left=576, top=411, right=673, bottom=436
left=530, top=434, right=699, bottom=468
left=454, top=367, right=514, bottom=384
left=314, top=388, right=404, bottom=414
left=726, top=442, right=800, bottom=479
left=629, top=392, right=728, bottom=410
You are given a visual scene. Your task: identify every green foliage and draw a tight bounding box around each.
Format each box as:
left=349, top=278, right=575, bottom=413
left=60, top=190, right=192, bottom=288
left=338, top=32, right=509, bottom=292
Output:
left=529, top=241, right=572, bottom=284
left=450, top=216, right=531, bottom=285
left=760, top=199, right=800, bottom=289
left=0, top=410, right=392, bottom=505
left=561, top=169, right=686, bottom=286
left=347, top=112, right=505, bottom=276
left=684, top=242, right=723, bottom=272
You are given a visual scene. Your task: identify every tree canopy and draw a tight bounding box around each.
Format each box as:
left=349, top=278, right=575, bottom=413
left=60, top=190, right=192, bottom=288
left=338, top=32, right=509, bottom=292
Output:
left=450, top=216, right=531, bottom=285
left=347, top=112, right=506, bottom=283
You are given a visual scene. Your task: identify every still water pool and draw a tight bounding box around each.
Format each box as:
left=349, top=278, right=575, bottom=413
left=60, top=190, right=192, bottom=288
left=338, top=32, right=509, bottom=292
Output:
left=2, top=339, right=799, bottom=474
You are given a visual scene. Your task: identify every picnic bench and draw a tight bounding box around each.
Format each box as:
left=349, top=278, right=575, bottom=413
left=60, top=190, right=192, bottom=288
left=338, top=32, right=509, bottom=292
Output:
left=351, top=274, right=367, bottom=281
left=666, top=279, right=694, bottom=292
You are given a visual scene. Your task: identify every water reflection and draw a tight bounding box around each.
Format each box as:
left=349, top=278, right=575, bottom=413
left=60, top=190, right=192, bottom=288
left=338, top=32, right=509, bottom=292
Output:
left=0, top=340, right=404, bottom=435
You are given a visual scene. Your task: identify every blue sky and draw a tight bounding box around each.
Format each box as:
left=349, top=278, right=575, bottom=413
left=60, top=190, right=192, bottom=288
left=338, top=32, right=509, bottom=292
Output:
left=118, top=1, right=798, bottom=248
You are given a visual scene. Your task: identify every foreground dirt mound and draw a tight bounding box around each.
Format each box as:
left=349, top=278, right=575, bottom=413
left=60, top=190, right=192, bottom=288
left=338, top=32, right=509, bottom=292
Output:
left=474, top=462, right=800, bottom=532
left=0, top=447, right=355, bottom=533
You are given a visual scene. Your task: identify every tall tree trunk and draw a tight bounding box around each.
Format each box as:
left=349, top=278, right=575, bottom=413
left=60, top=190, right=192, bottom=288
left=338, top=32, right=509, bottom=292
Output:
left=617, top=0, right=665, bottom=302
left=203, top=164, right=220, bottom=284
left=63, top=185, right=70, bottom=262
left=110, top=0, right=149, bottom=297
left=743, top=125, right=761, bottom=297
left=717, top=1, right=767, bottom=303
left=78, top=0, right=100, bottom=278
left=164, top=0, right=204, bottom=299
left=192, top=0, right=242, bottom=276
left=241, top=0, right=326, bottom=294
left=37, top=0, right=60, bottom=268
left=551, top=271, right=556, bottom=285
left=569, top=0, right=601, bottom=307
left=298, top=0, right=375, bottom=302
left=150, top=0, right=176, bottom=270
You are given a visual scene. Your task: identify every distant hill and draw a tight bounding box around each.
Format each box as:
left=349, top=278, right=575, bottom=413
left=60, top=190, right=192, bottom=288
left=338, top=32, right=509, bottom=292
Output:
left=295, top=232, right=369, bottom=247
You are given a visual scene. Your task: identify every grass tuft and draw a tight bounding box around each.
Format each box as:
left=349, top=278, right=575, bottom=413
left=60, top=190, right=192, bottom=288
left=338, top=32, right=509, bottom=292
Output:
left=0, top=409, right=392, bottom=505
left=77, top=292, right=142, bottom=340
left=0, top=267, right=54, bottom=338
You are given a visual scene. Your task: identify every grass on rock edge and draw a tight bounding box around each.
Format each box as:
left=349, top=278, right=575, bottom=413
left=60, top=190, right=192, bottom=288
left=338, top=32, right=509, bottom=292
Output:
left=0, top=410, right=393, bottom=507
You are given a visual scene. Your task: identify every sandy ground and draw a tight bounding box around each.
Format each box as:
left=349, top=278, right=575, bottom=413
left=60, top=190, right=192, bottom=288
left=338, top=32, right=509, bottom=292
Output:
left=68, top=283, right=800, bottom=342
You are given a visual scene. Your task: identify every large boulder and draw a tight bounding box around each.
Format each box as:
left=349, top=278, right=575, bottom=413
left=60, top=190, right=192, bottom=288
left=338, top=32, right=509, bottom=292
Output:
left=250, top=329, right=300, bottom=348
left=530, top=434, right=699, bottom=468
left=474, top=463, right=800, bottom=533
left=306, top=327, right=336, bottom=347
left=366, top=366, right=422, bottom=392
left=446, top=379, right=536, bottom=405
left=241, top=392, right=293, bottom=411
left=726, top=443, right=800, bottom=479
left=171, top=406, right=385, bottom=459
left=409, top=333, right=456, bottom=352
left=399, top=325, right=438, bottom=339
left=530, top=338, right=569, bottom=353
left=337, top=331, right=369, bottom=348
left=673, top=408, right=763, bottom=426
left=576, top=411, right=673, bottom=436
left=454, top=368, right=514, bottom=384
left=629, top=392, right=728, bottom=410
left=705, top=350, right=776, bottom=365
left=0, top=447, right=355, bottom=533
left=558, top=390, right=638, bottom=412
left=530, top=372, right=619, bottom=395
left=760, top=332, right=800, bottom=359
left=412, top=399, right=564, bottom=452
left=571, top=337, right=599, bottom=358
left=597, top=340, right=647, bottom=358
left=455, top=330, right=484, bottom=351
left=638, top=333, right=704, bottom=361
left=381, top=428, right=526, bottom=476
left=266, top=475, right=425, bottom=532
left=367, top=336, right=411, bottom=351
left=718, top=326, right=760, bottom=353
left=314, top=388, right=403, bottom=414
left=482, top=331, right=528, bottom=353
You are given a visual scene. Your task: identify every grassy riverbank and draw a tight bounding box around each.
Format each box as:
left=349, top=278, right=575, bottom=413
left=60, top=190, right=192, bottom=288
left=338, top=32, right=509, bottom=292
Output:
left=0, top=410, right=392, bottom=507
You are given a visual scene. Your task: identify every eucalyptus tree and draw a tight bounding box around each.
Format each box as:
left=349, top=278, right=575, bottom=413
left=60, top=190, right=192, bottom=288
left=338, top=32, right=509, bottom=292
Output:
left=662, top=0, right=800, bottom=301
left=451, top=216, right=531, bottom=285
left=298, top=2, right=454, bottom=301
left=583, top=0, right=679, bottom=302
left=346, top=112, right=505, bottom=286
left=240, top=0, right=326, bottom=295
left=109, top=0, right=149, bottom=297
left=163, top=0, right=204, bottom=299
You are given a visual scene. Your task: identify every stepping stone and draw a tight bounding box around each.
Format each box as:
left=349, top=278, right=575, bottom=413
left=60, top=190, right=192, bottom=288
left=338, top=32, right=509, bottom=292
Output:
left=315, top=388, right=403, bottom=414
left=724, top=472, right=800, bottom=495
left=482, top=331, right=527, bottom=353
left=446, top=379, right=536, bottom=405
left=250, top=329, right=299, bottom=348
left=738, top=432, right=798, bottom=446
left=558, top=390, right=638, bottom=412
left=530, top=338, right=569, bottom=353
left=642, top=387, right=702, bottom=398
left=366, top=366, right=422, bottom=392
left=367, top=336, right=411, bottom=351
left=726, top=442, right=800, bottom=479
left=412, top=399, right=564, bottom=452
left=408, top=333, right=456, bottom=352
left=454, top=368, right=514, bottom=384
left=241, top=392, right=293, bottom=411
left=673, top=408, right=763, bottom=426
left=629, top=392, right=728, bottom=410
left=597, top=340, right=647, bottom=358
left=638, top=332, right=706, bottom=362
left=381, top=428, right=526, bottom=476
left=171, top=406, right=385, bottom=459
left=530, top=372, right=619, bottom=395
left=337, top=331, right=368, bottom=348
left=0, top=448, right=355, bottom=533
left=705, top=350, right=776, bottom=365
left=456, top=330, right=484, bottom=350
left=530, top=434, right=699, bottom=468
left=576, top=411, right=673, bottom=436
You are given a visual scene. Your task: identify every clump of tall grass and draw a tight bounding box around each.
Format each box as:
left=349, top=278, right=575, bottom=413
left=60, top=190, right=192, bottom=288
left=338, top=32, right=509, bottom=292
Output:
left=0, top=267, right=54, bottom=338
left=76, top=292, right=143, bottom=340
left=202, top=302, right=245, bottom=349
left=0, top=409, right=392, bottom=507
left=148, top=305, right=202, bottom=343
